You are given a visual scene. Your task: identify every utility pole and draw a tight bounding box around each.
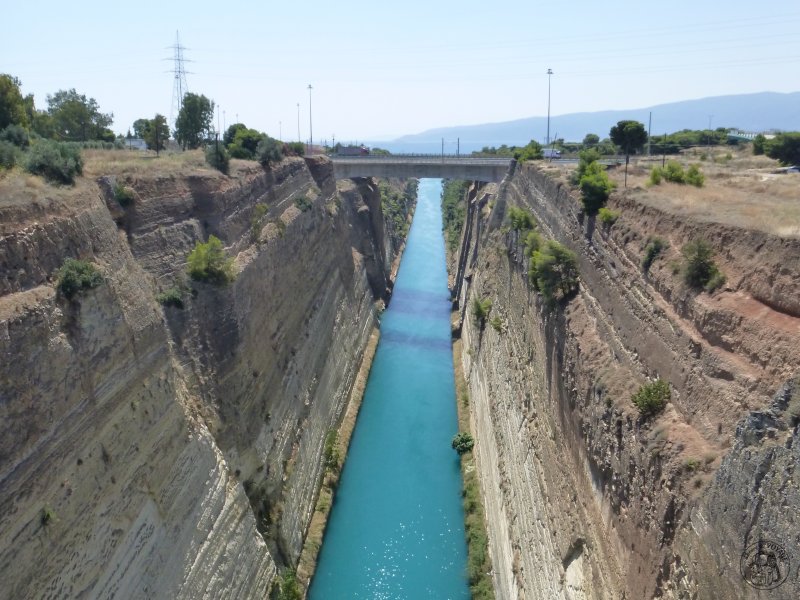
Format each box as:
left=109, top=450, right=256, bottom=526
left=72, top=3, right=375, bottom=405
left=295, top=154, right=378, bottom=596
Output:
left=546, top=68, right=553, bottom=146
left=707, top=115, right=713, bottom=151
left=279, top=121, right=282, bottom=141
left=297, top=102, right=300, bottom=143
left=167, top=31, right=191, bottom=132
left=308, top=84, right=313, bottom=154
left=647, top=111, right=652, bottom=156
left=441, top=137, right=444, bottom=161
left=457, top=137, right=460, bottom=157
left=223, top=110, right=226, bottom=134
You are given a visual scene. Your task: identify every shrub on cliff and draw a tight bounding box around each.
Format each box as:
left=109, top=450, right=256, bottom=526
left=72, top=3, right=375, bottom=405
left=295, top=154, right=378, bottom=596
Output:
left=641, top=237, right=667, bottom=272
left=529, top=240, right=579, bottom=304
left=274, top=569, right=302, bottom=600
left=25, top=140, right=83, bottom=184
left=507, top=206, right=536, bottom=231
left=187, top=236, right=235, bottom=284
left=632, top=378, right=670, bottom=417
left=570, top=148, right=601, bottom=185
left=452, top=432, right=475, bottom=455
left=512, top=139, right=543, bottom=161
left=285, top=141, right=305, bottom=157
left=681, top=238, right=725, bottom=292
left=205, top=143, right=230, bottom=174
left=578, top=161, right=615, bottom=215
left=57, top=258, right=103, bottom=299
left=256, top=136, right=283, bottom=166
left=441, top=179, right=468, bottom=253
left=597, top=207, right=619, bottom=226
left=113, top=182, right=135, bottom=207
left=471, top=297, right=492, bottom=328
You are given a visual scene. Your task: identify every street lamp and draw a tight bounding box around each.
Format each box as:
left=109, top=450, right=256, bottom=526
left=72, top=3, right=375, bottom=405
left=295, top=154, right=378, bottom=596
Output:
left=297, top=102, right=300, bottom=143
left=546, top=68, right=553, bottom=147
left=308, top=84, right=313, bottom=154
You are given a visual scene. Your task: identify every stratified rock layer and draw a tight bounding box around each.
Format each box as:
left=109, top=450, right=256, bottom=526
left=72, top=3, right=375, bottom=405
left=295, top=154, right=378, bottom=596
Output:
left=0, top=158, right=413, bottom=598
left=452, top=163, right=799, bottom=599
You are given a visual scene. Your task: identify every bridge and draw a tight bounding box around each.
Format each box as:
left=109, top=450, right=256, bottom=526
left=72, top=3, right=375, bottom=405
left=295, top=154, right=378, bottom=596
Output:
left=330, top=155, right=513, bottom=182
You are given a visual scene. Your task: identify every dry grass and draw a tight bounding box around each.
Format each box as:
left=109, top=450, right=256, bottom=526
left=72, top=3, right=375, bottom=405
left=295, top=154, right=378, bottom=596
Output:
left=556, top=148, right=800, bottom=237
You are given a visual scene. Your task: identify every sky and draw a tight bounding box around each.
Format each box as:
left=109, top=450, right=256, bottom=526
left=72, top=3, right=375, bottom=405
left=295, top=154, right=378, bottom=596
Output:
left=2, top=0, right=798, bottom=143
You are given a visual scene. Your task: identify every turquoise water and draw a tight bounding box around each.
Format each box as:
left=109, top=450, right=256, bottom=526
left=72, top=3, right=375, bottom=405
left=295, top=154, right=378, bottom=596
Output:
left=308, top=179, right=470, bottom=599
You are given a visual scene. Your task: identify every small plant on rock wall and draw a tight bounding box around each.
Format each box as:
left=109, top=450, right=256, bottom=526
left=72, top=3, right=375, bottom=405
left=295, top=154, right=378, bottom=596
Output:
left=113, top=182, right=135, bottom=207
left=529, top=240, right=579, bottom=305
left=507, top=206, right=535, bottom=232
left=187, top=235, right=235, bottom=284
left=57, top=258, right=103, bottom=299
left=294, top=195, right=313, bottom=212
left=597, top=207, right=620, bottom=226
left=489, top=315, right=503, bottom=333
left=452, top=432, right=475, bottom=455
left=323, top=429, right=340, bottom=472
left=631, top=378, right=670, bottom=417
left=471, top=297, right=492, bottom=328
left=273, top=569, right=302, bottom=600
left=641, top=237, right=667, bottom=272
left=681, top=238, right=725, bottom=292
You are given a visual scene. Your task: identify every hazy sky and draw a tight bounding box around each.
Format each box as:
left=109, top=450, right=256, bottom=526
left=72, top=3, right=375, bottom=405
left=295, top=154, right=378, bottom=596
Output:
left=2, top=1, right=798, bottom=142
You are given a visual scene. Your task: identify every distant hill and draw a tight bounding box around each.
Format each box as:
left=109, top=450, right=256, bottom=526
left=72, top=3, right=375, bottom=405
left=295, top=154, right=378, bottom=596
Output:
left=393, top=92, right=800, bottom=150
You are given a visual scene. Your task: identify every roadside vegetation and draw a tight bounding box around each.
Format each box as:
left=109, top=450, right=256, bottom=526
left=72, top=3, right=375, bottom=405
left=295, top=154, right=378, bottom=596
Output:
left=641, top=237, right=668, bottom=272
left=379, top=180, right=414, bottom=239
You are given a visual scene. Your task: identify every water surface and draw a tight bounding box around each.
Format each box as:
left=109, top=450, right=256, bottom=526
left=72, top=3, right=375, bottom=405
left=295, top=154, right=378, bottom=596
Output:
left=308, top=179, right=469, bottom=599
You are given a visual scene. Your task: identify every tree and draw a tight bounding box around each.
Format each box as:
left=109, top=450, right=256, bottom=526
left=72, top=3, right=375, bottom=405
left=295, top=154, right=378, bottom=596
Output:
left=631, top=379, right=670, bottom=417
left=175, top=92, right=214, bottom=149
left=766, top=132, right=800, bottom=166
left=227, top=127, right=265, bottom=159
left=610, top=120, right=647, bottom=187
left=187, top=236, right=235, bottom=284
left=579, top=161, right=615, bottom=215
left=513, top=139, right=543, bottom=161
left=132, top=118, right=150, bottom=139
left=681, top=238, right=724, bottom=291
left=142, top=114, right=169, bottom=155
left=0, top=74, right=28, bottom=129
left=47, top=88, right=113, bottom=141
left=752, top=134, right=765, bottom=156
left=223, top=122, right=247, bottom=146
left=529, top=240, right=579, bottom=304
left=256, top=135, right=283, bottom=166
left=582, top=133, right=600, bottom=147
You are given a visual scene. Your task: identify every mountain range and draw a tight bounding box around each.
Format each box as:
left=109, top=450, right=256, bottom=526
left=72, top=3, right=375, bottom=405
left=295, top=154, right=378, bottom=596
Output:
left=391, top=91, right=800, bottom=150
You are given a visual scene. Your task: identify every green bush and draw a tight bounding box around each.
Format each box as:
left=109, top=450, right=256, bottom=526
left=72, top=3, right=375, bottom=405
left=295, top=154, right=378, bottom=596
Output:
left=294, top=196, right=313, bottom=212
left=471, top=297, right=492, bottom=326
left=285, top=141, right=305, bottom=156
left=452, top=432, right=475, bottom=455
left=648, top=166, right=663, bottom=186
left=156, top=287, right=184, bottom=309
left=274, top=569, right=302, bottom=600
left=512, top=139, right=543, bottom=161
left=57, top=258, right=103, bottom=299
left=597, top=207, right=620, bottom=225
left=205, top=143, right=230, bottom=174
left=25, top=140, right=83, bottom=184
left=0, top=124, right=29, bottom=148
left=187, top=235, right=235, bottom=284
left=507, top=206, right=535, bottom=231
left=529, top=240, right=579, bottom=304
left=752, top=134, right=765, bottom=156
left=642, top=237, right=667, bottom=272
left=685, top=164, right=705, bottom=187
left=663, top=160, right=685, bottom=183
left=570, top=148, right=601, bottom=185
left=681, top=238, right=724, bottom=291
left=324, top=430, right=339, bottom=471
left=113, top=183, right=135, bottom=207
left=631, top=378, right=670, bottom=417
left=579, top=161, right=615, bottom=215
left=0, top=140, right=17, bottom=169
left=524, top=230, right=542, bottom=257
left=489, top=315, right=503, bottom=333
left=257, top=136, right=283, bottom=166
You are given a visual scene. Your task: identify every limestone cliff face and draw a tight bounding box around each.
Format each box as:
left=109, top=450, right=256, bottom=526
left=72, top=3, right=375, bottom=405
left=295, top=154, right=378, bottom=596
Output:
left=0, top=157, right=412, bottom=598
left=452, top=163, right=800, bottom=599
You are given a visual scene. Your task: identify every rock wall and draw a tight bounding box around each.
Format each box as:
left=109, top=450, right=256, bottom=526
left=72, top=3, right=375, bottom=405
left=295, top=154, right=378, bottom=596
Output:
left=452, top=162, right=799, bottom=599
left=0, top=157, right=413, bottom=598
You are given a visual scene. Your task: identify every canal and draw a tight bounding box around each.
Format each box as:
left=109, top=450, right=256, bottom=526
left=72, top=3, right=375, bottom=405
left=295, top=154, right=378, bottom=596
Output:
left=308, top=179, right=470, bottom=599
